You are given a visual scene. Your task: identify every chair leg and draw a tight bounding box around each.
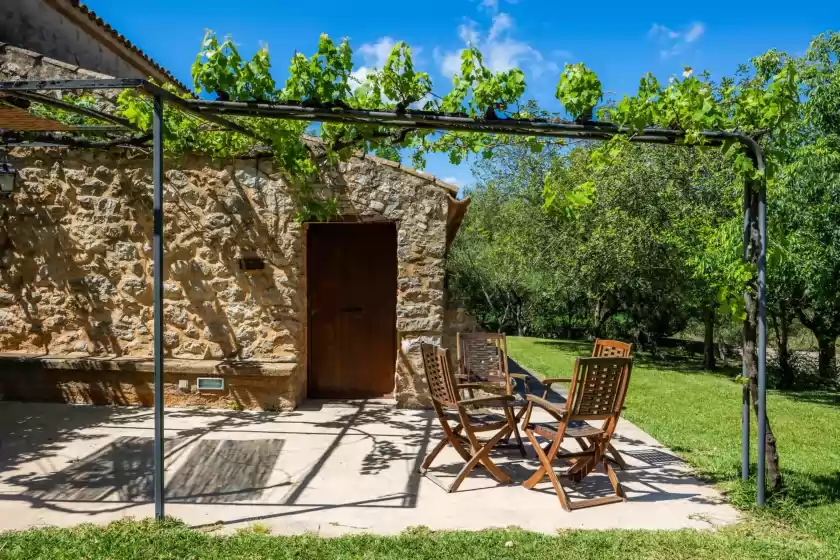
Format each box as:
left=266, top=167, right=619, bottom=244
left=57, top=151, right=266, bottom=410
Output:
left=420, top=437, right=449, bottom=472
left=522, top=429, right=547, bottom=488
left=420, top=423, right=472, bottom=475
left=447, top=444, right=489, bottom=493
left=503, top=405, right=527, bottom=457
left=467, top=425, right=513, bottom=484
left=574, top=437, right=590, bottom=451
left=607, top=443, right=628, bottom=470
left=559, top=460, right=626, bottom=511
left=447, top=424, right=513, bottom=492
left=604, top=459, right=626, bottom=501
left=524, top=428, right=571, bottom=511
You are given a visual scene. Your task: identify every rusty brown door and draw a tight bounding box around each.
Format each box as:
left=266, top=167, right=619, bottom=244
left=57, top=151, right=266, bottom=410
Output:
left=307, top=222, right=397, bottom=398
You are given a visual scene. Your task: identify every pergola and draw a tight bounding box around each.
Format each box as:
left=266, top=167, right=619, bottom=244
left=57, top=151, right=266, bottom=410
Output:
left=0, top=77, right=770, bottom=517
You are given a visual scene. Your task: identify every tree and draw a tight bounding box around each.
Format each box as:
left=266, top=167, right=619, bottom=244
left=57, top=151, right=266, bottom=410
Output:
left=449, top=142, right=569, bottom=337
left=544, top=53, right=800, bottom=492
left=772, top=32, right=840, bottom=382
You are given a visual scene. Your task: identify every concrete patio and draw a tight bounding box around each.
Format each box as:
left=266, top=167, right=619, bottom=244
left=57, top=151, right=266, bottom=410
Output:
left=0, top=392, right=739, bottom=535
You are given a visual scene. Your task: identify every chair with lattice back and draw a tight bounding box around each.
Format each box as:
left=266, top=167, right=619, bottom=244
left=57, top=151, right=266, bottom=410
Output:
left=457, top=332, right=528, bottom=454
left=521, top=356, right=633, bottom=511
left=534, top=339, right=633, bottom=469
left=593, top=339, right=633, bottom=359
left=418, top=343, right=521, bottom=493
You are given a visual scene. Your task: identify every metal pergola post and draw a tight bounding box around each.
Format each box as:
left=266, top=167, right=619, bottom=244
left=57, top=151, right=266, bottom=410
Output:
left=742, top=182, right=751, bottom=482
left=0, top=77, right=771, bottom=507
left=758, top=171, right=768, bottom=505
left=152, top=95, right=166, bottom=519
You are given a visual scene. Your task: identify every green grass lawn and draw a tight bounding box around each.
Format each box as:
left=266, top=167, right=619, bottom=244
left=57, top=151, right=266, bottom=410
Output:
left=2, top=337, right=839, bottom=559
left=0, top=518, right=832, bottom=560
left=507, top=337, right=840, bottom=545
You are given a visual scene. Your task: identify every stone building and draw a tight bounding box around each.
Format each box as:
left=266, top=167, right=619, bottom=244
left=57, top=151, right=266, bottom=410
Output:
left=0, top=2, right=470, bottom=410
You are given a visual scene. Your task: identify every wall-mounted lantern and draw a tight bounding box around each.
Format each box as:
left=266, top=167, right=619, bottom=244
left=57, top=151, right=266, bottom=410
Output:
left=0, top=158, right=17, bottom=197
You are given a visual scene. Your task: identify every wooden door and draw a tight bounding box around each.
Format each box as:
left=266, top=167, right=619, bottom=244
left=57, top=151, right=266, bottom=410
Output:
left=307, top=222, right=397, bottom=398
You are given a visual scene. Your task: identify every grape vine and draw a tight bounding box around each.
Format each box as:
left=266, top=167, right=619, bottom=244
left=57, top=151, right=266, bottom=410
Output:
left=23, top=30, right=800, bottom=226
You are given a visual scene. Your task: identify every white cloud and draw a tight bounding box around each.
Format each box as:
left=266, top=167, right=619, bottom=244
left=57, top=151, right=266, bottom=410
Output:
left=358, top=36, right=397, bottom=69
left=409, top=93, right=435, bottom=110
left=649, top=24, right=679, bottom=40
left=435, top=13, right=562, bottom=78
left=648, top=21, right=706, bottom=59
left=486, top=39, right=538, bottom=73
left=684, top=22, right=705, bottom=43
left=488, top=13, right=513, bottom=42
left=458, top=19, right=480, bottom=45
left=478, top=0, right=519, bottom=13
left=436, top=47, right=464, bottom=78
left=351, top=36, right=425, bottom=94
left=442, top=176, right=463, bottom=187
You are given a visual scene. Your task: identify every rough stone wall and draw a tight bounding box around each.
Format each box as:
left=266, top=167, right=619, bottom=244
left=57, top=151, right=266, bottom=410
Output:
left=0, top=147, right=452, bottom=407
left=0, top=43, right=121, bottom=114
left=0, top=0, right=143, bottom=81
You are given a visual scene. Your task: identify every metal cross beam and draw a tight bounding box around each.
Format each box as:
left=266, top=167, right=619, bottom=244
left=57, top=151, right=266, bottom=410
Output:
left=1, top=89, right=139, bottom=130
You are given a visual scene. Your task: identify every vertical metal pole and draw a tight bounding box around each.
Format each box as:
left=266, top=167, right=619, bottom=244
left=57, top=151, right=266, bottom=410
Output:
left=152, top=95, right=166, bottom=519
left=757, top=175, right=768, bottom=505
left=741, top=180, right=750, bottom=481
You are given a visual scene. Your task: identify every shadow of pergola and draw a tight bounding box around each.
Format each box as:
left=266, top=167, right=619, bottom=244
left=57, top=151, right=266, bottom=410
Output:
left=0, top=371, right=721, bottom=529
left=0, top=400, right=438, bottom=522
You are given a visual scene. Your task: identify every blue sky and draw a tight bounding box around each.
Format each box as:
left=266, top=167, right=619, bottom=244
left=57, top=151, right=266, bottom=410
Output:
left=88, top=0, right=838, bottom=189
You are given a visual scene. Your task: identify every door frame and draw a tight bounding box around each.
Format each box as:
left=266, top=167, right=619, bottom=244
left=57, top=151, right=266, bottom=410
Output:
left=304, top=220, right=398, bottom=399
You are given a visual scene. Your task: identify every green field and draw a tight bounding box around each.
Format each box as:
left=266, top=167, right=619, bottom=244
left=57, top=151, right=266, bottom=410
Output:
left=1, top=337, right=838, bottom=559
left=507, top=337, right=840, bottom=545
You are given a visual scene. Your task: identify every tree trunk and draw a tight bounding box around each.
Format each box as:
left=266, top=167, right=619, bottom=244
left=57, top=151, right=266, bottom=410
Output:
left=594, top=300, right=604, bottom=338
left=703, top=306, right=716, bottom=370
left=744, top=175, right=783, bottom=492
left=593, top=298, right=616, bottom=338
left=817, top=333, right=837, bottom=380
left=794, top=309, right=838, bottom=382
left=771, top=307, right=794, bottom=389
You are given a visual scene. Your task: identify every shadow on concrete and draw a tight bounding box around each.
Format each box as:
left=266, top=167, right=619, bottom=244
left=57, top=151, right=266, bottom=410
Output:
left=0, top=396, right=734, bottom=529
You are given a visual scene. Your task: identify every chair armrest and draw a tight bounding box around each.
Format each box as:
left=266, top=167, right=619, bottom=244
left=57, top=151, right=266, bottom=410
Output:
left=457, top=382, right=484, bottom=389
left=460, top=394, right=515, bottom=407
left=525, top=394, right=566, bottom=418
left=509, top=373, right=528, bottom=380
left=542, top=377, right=572, bottom=387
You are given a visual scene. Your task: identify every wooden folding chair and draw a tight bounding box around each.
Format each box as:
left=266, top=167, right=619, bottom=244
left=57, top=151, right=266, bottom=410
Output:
left=418, top=343, right=521, bottom=493
left=535, top=339, right=633, bottom=469
left=521, top=356, right=632, bottom=511
left=456, top=332, right=528, bottom=455
left=591, top=340, right=632, bottom=468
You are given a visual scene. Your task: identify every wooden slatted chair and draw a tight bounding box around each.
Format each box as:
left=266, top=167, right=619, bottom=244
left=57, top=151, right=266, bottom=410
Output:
left=591, top=339, right=633, bottom=468
left=418, top=343, right=520, bottom=493
left=593, top=338, right=633, bottom=359
left=521, top=356, right=632, bottom=511
left=534, top=339, right=633, bottom=469
left=457, top=332, right=527, bottom=455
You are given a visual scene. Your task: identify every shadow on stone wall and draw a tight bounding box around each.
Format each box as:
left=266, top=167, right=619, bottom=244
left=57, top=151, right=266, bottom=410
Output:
left=0, top=151, right=302, bottom=362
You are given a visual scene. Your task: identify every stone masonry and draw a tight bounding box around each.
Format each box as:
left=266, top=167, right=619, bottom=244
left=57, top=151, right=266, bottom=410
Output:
left=0, top=40, right=464, bottom=410
left=0, top=145, right=458, bottom=409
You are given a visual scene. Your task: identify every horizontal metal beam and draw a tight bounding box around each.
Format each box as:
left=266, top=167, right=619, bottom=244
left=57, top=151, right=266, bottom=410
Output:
left=181, top=98, right=736, bottom=147
left=0, top=78, right=147, bottom=91
left=2, top=90, right=139, bottom=130
left=1, top=131, right=151, bottom=148
left=0, top=80, right=266, bottom=143
left=138, top=82, right=268, bottom=144
left=0, top=78, right=749, bottom=151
